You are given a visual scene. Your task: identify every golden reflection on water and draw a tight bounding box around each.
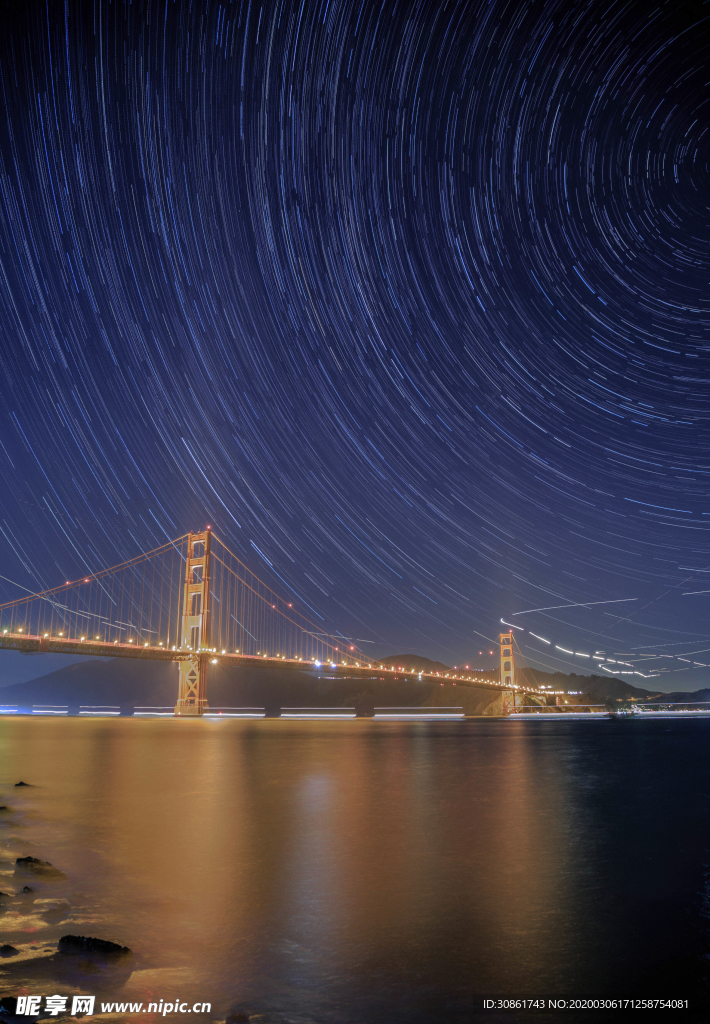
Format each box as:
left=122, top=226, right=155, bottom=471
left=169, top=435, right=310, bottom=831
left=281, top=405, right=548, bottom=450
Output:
left=1, top=715, right=692, bottom=1021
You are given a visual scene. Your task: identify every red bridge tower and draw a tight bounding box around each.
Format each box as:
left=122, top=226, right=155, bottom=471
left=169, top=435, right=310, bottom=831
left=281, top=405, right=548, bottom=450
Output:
left=174, top=530, right=212, bottom=716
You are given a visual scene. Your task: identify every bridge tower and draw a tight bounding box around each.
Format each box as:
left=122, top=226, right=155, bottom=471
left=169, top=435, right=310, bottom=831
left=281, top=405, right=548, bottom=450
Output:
left=500, top=630, right=515, bottom=688
left=500, top=630, right=520, bottom=713
left=174, top=530, right=212, bottom=716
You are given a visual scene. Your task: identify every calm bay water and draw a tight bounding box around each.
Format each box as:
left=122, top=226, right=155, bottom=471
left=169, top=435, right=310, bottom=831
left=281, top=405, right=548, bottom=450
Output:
left=1, top=715, right=709, bottom=1022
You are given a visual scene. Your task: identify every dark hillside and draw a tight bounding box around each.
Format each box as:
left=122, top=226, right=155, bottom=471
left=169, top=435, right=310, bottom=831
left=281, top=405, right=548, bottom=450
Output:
left=644, top=687, right=710, bottom=705
left=0, top=657, right=436, bottom=713
left=378, top=654, right=451, bottom=672
left=4, top=657, right=704, bottom=715
left=517, top=668, right=657, bottom=701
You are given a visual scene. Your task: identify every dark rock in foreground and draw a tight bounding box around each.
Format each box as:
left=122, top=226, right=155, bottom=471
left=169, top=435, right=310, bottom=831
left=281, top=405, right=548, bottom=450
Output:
left=19, top=885, right=34, bottom=893
left=14, top=781, right=30, bottom=787
left=41, top=902, right=71, bottom=923
left=15, top=855, right=51, bottom=868
left=59, top=935, right=132, bottom=956
left=15, top=856, right=65, bottom=878
left=0, top=805, right=10, bottom=811
left=0, top=945, right=19, bottom=957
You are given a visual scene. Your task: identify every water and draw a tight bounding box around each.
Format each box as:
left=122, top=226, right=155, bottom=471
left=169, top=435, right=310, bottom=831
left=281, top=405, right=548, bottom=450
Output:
left=1, top=716, right=708, bottom=1022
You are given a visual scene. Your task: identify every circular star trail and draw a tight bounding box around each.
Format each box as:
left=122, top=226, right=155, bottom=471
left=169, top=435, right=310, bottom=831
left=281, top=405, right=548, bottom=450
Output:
left=0, top=0, right=709, bottom=679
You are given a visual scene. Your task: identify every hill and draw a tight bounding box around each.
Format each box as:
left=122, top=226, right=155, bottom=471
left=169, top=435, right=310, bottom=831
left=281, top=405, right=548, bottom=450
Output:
left=378, top=654, right=451, bottom=672
left=0, top=656, right=450, bottom=714
left=2, top=656, right=703, bottom=716
left=516, top=668, right=658, bottom=701
left=0, top=658, right=174, bottom=709
left=644, top=687, right=710, bottom=706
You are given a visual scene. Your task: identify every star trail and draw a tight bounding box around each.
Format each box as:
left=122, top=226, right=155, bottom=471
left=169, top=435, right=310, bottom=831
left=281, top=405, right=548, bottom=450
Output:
left=0, top=0, right=709, bottom=683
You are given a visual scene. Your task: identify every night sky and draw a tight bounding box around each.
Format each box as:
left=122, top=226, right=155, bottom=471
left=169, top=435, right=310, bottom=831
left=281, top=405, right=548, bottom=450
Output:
left=0, top=0, right=709, bottom=689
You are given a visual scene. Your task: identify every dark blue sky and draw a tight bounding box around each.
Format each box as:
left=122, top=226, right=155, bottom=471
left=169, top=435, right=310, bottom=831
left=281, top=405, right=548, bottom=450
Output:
left=0, top=0, right=709, bottom=690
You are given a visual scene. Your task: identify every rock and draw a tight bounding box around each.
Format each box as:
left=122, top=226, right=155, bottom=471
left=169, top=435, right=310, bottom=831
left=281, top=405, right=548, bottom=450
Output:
left=78, top=960, right=102, bottom=973
left=0, top=944, right=19, bottom=957
left=0, top=997, right=17, bottom=1016
left=59, top=935, right=132, bottom=956
left=19, top=885, right=34, bottom=893
left=0, top=805, right=10, bottom=811
left=15, top=855, right=65, bottom=878
left=41, top=902, right=71, bottom=923
left=14, top=781, right=30, bottom=786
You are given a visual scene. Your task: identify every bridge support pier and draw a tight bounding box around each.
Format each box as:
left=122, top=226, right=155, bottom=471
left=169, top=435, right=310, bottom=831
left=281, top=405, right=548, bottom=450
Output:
left=175, top=654, right=209, bottom=716
left=502, top=689, right=522, bottom=715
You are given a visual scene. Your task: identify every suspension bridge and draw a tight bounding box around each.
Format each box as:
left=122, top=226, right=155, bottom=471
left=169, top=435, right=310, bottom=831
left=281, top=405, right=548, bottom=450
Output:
left=0, top=530, right=545, bottom=715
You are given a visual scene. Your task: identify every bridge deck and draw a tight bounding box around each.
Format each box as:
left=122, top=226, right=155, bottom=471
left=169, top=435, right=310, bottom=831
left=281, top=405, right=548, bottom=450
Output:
left=0, top=632, right=543, bottom=695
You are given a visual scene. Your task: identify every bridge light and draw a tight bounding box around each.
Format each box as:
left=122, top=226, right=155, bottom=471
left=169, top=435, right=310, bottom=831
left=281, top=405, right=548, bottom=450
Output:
left=59, top=632, right=63, bottom=636
left=211, top=658, right=217, bottom=664
left=44, top=633, right=48, bottom=637
left=144, top=642, right=148, bottom=647
left=81, top=637, right=85, bottom=641
left=129, top=639, right=133, bottom=643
